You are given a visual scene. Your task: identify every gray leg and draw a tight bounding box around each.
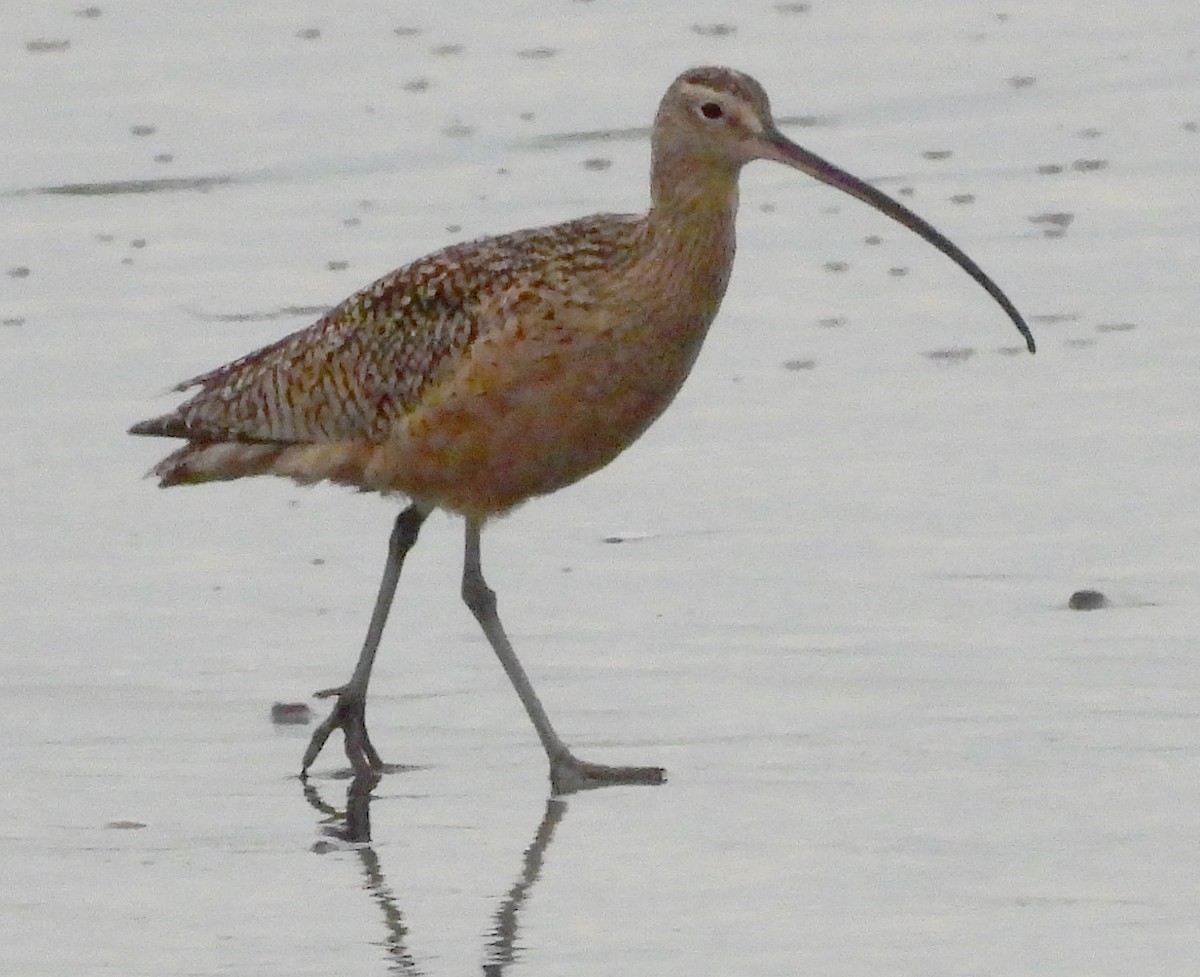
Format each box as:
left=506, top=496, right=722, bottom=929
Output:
left=460, top=518, right=665, bottom=794
left=301, top=503, right=428, bottom=779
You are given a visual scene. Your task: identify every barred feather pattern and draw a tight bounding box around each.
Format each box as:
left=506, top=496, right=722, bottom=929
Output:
left=131, top=199, right=737, bottom=517
left=138, top=215, right=646, bottom=446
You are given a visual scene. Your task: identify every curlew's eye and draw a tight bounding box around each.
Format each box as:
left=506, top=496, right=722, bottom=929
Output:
left=699, top=101, right=724, bottom=120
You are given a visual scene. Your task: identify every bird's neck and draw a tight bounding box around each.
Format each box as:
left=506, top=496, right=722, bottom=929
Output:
left=641, top=153, right=741, bottom=313
left=649, top=150, right=741, bottom=226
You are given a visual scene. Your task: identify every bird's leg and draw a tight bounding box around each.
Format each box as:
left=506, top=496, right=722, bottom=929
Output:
left=460, top=519, right=665, bottom=795
left=301, top=503, right=428, bottom=779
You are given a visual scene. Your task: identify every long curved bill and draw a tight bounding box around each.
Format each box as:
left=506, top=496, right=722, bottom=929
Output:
left=763, top=129, right=1035, bottom=354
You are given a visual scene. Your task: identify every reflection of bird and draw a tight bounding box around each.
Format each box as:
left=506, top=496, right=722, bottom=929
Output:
left=302, top=775, right=566, bottom=974
left=130, top=66, right=1034, bottom=793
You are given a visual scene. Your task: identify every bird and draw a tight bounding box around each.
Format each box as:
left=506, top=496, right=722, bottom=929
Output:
left=130, top=66, right=1035, bottom=795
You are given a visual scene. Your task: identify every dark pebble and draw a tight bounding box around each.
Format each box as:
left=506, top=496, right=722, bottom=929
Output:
left=271, top=702, right=313, bottom=725
left=1068, top=589, right=1109, bottom=611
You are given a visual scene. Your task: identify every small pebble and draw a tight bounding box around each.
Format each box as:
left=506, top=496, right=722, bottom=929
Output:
left=271, top=702, right=313, bottom=725
left=1068, top=589, right=1109, bottom=611
left=602, top=532, right=651, bottom=544
left=26, top=38, right=71, bottom=53
left=925, top=347, right=976, bottom=363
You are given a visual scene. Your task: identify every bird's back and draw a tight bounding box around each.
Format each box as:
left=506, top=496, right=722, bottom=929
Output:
left=133, top=212, right=645, bottom=451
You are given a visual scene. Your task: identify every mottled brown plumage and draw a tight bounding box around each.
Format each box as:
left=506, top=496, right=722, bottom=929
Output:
left=130, top=67, right=1033, bottom=791
left=131, top=206, right=730, bottom=518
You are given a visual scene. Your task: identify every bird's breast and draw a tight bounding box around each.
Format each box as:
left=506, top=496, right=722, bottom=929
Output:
left=366, top=286, right=724, bottom=518
left=357, top=210, right=738, bottom=518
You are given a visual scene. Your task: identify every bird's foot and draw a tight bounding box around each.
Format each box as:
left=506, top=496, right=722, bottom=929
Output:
left=548, top=753, right=666, bottom=796
left=300, top=684, right=384, bottom=780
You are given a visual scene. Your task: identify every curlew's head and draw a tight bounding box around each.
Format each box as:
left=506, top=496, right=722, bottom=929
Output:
left=653, top=66, right=781, bottom=173
left=653, top=66, right=1035, bottom=353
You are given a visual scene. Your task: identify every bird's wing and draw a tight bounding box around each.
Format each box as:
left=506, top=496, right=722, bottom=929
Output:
left=130, top=271, right=472, bottom=444
left=129, top=214, right=641, bottom=446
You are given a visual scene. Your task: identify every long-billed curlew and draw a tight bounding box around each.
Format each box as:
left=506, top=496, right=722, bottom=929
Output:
left=130, top=66, right=1035, bottom=794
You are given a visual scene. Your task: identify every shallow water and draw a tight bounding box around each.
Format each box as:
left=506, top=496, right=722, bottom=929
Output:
left=3, top=2, right=1199, bottom=975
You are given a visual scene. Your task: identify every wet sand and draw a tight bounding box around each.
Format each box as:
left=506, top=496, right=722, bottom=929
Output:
left=3, top=2, right=1199, bottom=974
